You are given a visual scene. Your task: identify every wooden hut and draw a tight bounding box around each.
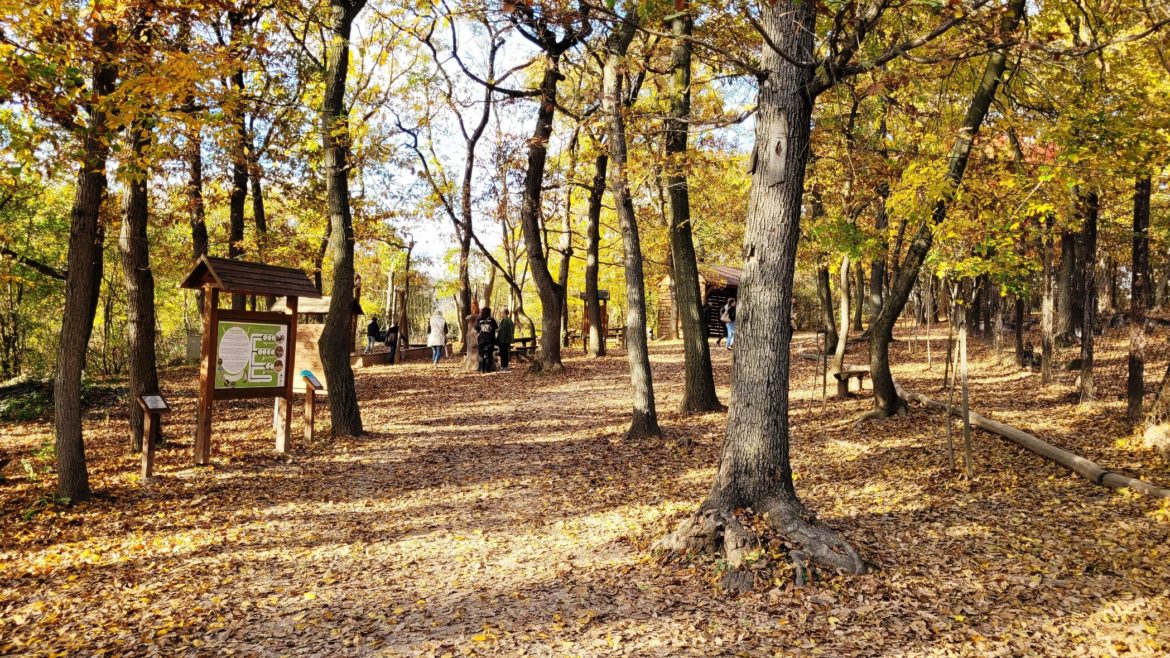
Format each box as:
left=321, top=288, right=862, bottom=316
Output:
left=271, top=280, right=366, bottom=390
left=656, top=265, right=741, bottom=340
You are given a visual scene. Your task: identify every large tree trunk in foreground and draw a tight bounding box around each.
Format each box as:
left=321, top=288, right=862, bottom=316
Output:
left=666, top=5, right=719, bottom=413
left=867, top=0, right=1023, bottom=418
left=604, top=16, right=661, bottom=439
left=519, top=64, right=567, bottom=372
left=318, top=0, right=366, bottom=437
left=55, top=22, right=118, bottom=502
left=1078, top=189, right=1098, bottom=404
left=1129, top=176, right=1151, bottom=422
left=658, top=0, right=865, bottom=585
left=585, top=153, right=607, bottom=358
left=119, top=120, right=162, bottom=453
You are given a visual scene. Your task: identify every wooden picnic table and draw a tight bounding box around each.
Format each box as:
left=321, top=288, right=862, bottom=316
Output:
left=513, top=336, right=537, bottom=361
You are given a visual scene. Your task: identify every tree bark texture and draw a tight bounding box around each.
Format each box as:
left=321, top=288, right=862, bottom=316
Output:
left=518, top=64, right=567, bottom=371
left=318, top=0, right=367, bottom=437
left=119, top=119, right=162, bottom=453
left=604, top=16, right=661, bottom=439
left=1056, top=229, right=1082, bottom=345
left=1078, top=189, right=1098, bottom=404
left=1129, top=176, right=1151, bottom=422
left=867, top=0, right=1024, bottom=418
left=665, top=5, right=719, bottom=413
left=585, top=153, right=607, bottom=358
left=227, top=10, right=249, bottom=311
left=817, top=264, right=837, bottom=352
left=658, top=0, right=866, bottom=579
left=1041, top=213, right=1055, bottom=383
left=55, top=21, right=117, bottom=502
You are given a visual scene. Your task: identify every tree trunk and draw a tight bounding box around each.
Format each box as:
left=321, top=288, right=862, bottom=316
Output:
left=1129, top=176, right=1151, bottom=422
left=1041, top=212, right=1055, bottom=383
left=1055, top=229, right=1082, bottom=346
left=55, top=22, right=117, bottom=502
left=585, top=153, right=607, bottom=358
left=658, top=0, right=865, bottom=581
left=832, top=256, right=851, bottom=398
left=604, top=16, right=661, bottom=439
left=227, top=10, right=249, bottom=311
left=119, top=118, right=162, bottom=453
left=817, top=264, right=837, bottom=352
left=186, top=124, right=209, bottom=312
left=558, top=192, right=573, bottom=349
left=1014, top=295, right=1025, bottom=367
left=665, top=4, right=719, bottom=413
left=958, top=285, right=974, bottom=479
left=867, top=0, right=1024, bottom=418
left=518, top=64, right=566, bottom=371
left=318, top=0, right=366, bottom=437
left=869, top=182, right=889, bottom=324
left=1078, top=189, right=1099, bottom=404
left=852, top=262, right=864, bottom=332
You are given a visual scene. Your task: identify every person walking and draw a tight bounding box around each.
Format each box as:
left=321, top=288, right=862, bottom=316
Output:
left=475, top=306, right=498, bottom=373
left=496, top=309, right=515, bottom=372
left=720, top=298, right=737, bottom=350
left=427, top=311, right=448, bottom=366
left=365, top=316, right=380, bottom=353
left=384, top=321, right=400, bottom=363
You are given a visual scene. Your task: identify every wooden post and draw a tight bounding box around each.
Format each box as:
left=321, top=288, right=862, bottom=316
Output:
left=141, top=411, right=155, bottom=479
left=303, top=372, right=320, bottom=443
left=195, top=286, right=218, bottom=465
left=275, top=296, right=298, bottom=453
left=137, top=394, right=169, bottom=481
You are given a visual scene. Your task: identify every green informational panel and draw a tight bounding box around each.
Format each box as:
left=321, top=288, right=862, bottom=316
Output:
left=215, top=320, right=289, bottom=390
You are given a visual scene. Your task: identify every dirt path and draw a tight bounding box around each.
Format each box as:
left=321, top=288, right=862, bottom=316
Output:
left=2, top=336, right=1169, bottom=656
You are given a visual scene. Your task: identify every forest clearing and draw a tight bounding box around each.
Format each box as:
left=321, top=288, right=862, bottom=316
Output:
left=3, top=330, right=1168, bottom=657
left=5, top=0, right=1170, bottom=655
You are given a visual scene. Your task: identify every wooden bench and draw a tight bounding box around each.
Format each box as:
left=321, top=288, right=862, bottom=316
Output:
left=833, top=366, right=870, bottom=392
left=512, top=336, right=537, bottom=361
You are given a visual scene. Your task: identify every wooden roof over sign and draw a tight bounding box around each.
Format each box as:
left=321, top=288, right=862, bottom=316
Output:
left=179, top=255, right=321, bottom=299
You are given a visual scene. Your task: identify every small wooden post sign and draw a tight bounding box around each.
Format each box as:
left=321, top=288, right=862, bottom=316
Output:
left=180, top=256, right=321, bottom=466
left=302, top=370, right=322, bottom=443
left=137, top=393, right=171, bottom=480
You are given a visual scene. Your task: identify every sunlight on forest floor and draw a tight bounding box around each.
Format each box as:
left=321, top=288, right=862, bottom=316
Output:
left=2, top=325, right=1170, bottom=656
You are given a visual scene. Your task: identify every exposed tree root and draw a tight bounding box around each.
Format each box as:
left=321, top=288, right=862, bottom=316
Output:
left=655, top=494, right=867, bottom=593
left=853, top=404, right=907, bottom=428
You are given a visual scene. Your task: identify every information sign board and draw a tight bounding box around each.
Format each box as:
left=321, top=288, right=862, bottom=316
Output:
left=214, top=320, right=289, bottom=390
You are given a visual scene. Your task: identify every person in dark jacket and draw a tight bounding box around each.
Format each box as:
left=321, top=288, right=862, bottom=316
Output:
left=384, top=322, right=400, bottom=363
left=475, top=306, right=498, bottom=373
left=365, top=317, right=380, bottom=353
left=496, top=309, right=515, bottom=372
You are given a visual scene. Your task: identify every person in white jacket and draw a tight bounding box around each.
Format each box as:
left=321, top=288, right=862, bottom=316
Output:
left=426, top=311, right=448, bottom=366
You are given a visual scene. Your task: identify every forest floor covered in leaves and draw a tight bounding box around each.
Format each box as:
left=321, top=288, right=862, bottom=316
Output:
left=3, top=323, right=1170, bottom=656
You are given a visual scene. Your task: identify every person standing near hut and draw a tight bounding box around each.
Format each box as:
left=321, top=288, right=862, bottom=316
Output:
left=427, top=310, right=448, bottom=366
left=720, top=298, right=737, bottom=350
left=365, top=316, right=381, bottom=353
left=476, top=307, right=498, bottom=373
left=496, top=309, right=515, bottom=372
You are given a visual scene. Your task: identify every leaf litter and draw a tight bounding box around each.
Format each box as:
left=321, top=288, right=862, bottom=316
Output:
left=1, top=325, right=1169, bottom=656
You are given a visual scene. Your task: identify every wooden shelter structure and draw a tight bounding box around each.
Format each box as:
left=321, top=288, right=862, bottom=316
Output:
left=656, top=265, right=741, bottom=340
left=179, top=256, right=321, bottom=464
left=271, top=284, right=365, bottom=389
